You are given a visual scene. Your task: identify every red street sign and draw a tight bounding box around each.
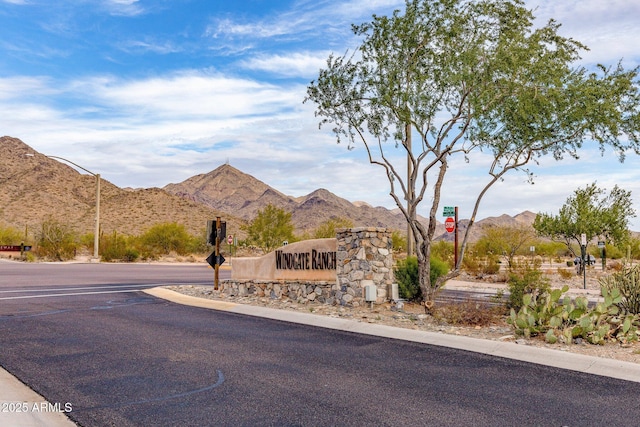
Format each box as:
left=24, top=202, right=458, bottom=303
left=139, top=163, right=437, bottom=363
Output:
left=0, top=245, right=31, bottom=252
left=227, top=235, right=233, bottom=245
left=444, top=217, right=455, bottom=233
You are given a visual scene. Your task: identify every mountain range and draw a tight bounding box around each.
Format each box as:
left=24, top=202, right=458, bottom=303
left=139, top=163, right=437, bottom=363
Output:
left=1, top=136, right=536, bottom=241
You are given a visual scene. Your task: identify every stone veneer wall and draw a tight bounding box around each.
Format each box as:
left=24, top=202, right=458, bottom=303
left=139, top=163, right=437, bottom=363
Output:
left=336, top=227, right=394, bottom=304
left=222, top=227, right=394, bottom=306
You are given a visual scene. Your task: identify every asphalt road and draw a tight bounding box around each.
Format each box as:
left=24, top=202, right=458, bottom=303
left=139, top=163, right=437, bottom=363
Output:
left=2, top=262, right=640, bottom=426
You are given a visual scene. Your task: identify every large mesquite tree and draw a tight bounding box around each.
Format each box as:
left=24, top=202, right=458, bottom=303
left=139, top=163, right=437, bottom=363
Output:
left=305, top=0, right=640, bottom=303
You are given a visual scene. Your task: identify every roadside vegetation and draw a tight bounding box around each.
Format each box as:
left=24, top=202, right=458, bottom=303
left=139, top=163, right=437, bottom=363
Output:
left=0, top=208, right=357, bottom=263
left=392, top=215, right=640, bottom=347
left=0, top=220, right=209, bottom=262
left=5, top=199, right=640, bottom=350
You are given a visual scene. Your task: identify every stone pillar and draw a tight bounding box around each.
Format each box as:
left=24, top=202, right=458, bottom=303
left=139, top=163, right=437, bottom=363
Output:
left=336, top=227, right=394, bottom=304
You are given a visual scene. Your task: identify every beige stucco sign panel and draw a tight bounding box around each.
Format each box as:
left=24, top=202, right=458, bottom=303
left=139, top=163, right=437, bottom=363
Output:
left=231, top=238, right=337, bottom=282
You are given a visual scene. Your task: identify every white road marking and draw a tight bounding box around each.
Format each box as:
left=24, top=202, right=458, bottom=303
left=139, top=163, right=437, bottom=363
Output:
left=0, top=285, right=166, bottom=300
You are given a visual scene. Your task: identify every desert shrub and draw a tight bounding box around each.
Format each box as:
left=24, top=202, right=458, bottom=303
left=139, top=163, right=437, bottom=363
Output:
left=430, top=257, right=449, bottom=285
left=0, top=224, right=23, bottom=245
left=314, top=218, right=353, bottom=239
left=431, top=300, right=504, bottom=326
left=507, top=259, right=550, bottom=311
left=395, top=257, right=419, bottom=300
left=483, top=255, right=501, bottom=274
left=607, top=260, right=624, bottom=271
left=556, top=268, right=573, bottom=280
left=139, top=222, right=194, bottom=257
left=395, top=256, right=449, bottom=301
left=462, top=253, right=482, bottom=275
left=463, top=252, right=500, bottom=276
left=100, top=232, right=140, bottom=262
left=36, top=218, right=77, bottom=261
left=391, top=231, right=407, bottom=253
left=604, top=244, right=625, bottom=260
left=628, top=238, right=640, bottom=260
left=431, top=240, right=454, bottom=268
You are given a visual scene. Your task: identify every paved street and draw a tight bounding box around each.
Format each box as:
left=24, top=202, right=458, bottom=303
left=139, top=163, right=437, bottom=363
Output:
left=2, top=262, right=640, bottom=426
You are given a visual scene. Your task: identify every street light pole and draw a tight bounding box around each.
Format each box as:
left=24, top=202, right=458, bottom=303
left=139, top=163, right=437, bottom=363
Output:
left=46, top=155, right=101, bottom=260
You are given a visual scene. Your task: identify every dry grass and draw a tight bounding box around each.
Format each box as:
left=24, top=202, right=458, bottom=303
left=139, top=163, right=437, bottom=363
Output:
left=430, top=299, right=506, bottom=326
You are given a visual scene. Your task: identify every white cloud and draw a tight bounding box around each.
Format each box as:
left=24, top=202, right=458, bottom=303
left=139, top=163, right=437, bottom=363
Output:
left=526, top=0, right=640, bottom=65
left=205, top=0, right=404, bottom=46
left=241, top=51, right=331, bottom=78
left=2, top=0, right=640, bottom=231
left=119, top=39, right=183, bottom=55
left=103, top=0, right=144, bottom=16
left=74, top=71, right=306, bottom=121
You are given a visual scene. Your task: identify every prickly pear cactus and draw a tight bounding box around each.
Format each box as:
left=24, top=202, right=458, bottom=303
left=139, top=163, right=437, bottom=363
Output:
left=507, top=284, right=640, bottom=345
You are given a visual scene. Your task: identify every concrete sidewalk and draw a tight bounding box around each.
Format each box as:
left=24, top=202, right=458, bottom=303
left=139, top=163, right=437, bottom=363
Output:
left=0, top=367, right=75, bottom=427
left=0, top=282, right=634, bottom=427
left=445, top=279, right=604, bottom=302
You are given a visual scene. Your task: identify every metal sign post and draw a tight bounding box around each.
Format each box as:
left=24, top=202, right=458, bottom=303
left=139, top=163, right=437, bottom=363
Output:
left=581, top=233, right=587, bottom=290
left=454, top=207, right=459, bottom=269
left=215, top=216, right=221, bottom=290
left=206, top=217, right=226, bottom=290
left=442, top=206, right=458, bottom=268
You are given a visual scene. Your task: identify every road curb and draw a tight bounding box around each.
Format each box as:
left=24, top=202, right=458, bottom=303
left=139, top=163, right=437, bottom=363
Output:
left=145, top=287, right=640, bottom=384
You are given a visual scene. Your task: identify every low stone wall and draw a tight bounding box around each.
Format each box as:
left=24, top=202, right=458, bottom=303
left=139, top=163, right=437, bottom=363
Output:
left=221, top=280, right=363, bottom=306
left=222, top=227, right=394, bottom=306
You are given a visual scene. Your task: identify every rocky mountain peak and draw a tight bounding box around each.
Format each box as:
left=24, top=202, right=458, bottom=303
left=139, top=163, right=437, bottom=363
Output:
left=1, top=136, right=542, bottom=241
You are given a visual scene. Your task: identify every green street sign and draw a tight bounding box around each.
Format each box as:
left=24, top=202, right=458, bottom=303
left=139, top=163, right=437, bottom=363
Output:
left=443, top=206, right=455, bottom=217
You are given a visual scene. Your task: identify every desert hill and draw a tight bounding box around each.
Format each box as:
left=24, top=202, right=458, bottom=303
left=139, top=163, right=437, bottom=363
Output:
left=163, top=163, right=423, bottom=232
left=0, top=136, right=240, bottom=237
left=1, top=136, right=539, bottom=244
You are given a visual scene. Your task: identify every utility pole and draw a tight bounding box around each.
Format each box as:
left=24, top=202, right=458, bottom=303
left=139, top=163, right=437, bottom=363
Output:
left=44, top=155, right=101, bottom=260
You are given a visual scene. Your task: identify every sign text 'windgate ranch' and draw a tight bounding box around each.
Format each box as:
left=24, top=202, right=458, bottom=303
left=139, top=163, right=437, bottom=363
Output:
left=275, top=249, right=337, bottom=270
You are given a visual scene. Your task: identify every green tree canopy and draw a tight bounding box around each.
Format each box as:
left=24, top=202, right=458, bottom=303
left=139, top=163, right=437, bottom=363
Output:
left=313, top=217, right=354, bottom=239
left=140, top=222, right=193, bottom=256
left=243, top=204, right=295, bottom=253
left=533, top=183, right=636, bottom=256
left=306, top=0, right=640, bottom=302
left=474, top=224, right=535, bottom=269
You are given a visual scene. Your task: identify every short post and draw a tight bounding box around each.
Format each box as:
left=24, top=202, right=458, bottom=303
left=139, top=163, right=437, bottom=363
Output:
left=598, top=241, right=606, bottom=271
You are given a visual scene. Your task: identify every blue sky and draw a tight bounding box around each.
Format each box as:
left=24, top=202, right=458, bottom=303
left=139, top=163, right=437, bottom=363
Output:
left=1, top=0, right=640, bottom=228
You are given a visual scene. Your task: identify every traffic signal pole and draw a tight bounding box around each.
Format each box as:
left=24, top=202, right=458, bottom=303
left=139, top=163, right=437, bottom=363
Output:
left=214, top=216, right=221, bottom=290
